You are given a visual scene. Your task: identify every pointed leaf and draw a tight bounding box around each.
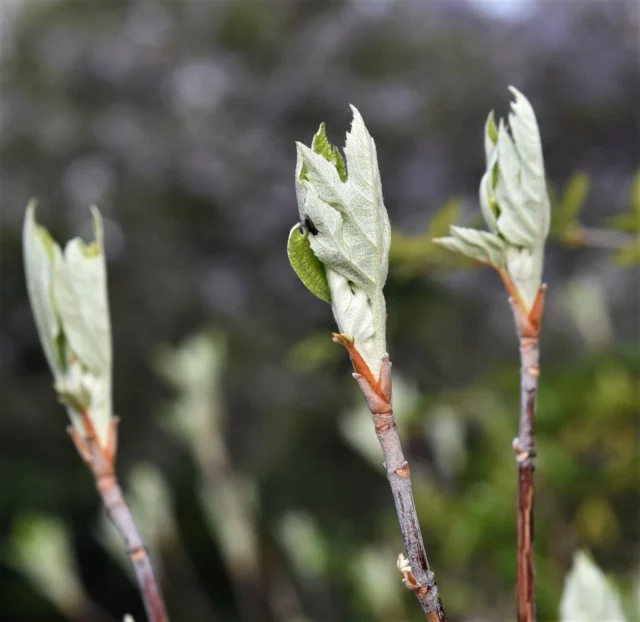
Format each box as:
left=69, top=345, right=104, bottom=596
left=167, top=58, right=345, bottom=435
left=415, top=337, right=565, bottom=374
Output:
left=495, top=121, right=539, bottom=246
left=293, top=106, right=390, bottom=377
left=434, top=226, right=506, bottom=268
left=295, top=107, right=391, bottom=295
left=52, top=207, right=111, bottom=375
left=22, top=201, right=65, bottom=378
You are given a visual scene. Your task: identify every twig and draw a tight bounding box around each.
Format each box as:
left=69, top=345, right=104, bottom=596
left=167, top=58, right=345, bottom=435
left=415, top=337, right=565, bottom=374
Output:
left=68, top=412, right=169, bottom=622
left=508, top=285, right=546, bottom=622
left=563, top=226, right=636, bottom=251
left=333, top=336, right=448, bottom=621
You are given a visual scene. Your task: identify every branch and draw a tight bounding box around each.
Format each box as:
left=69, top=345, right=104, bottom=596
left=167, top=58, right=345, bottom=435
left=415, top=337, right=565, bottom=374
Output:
left=563, top=226, right=636, bottom=251
left=334, top=336, right=448, bottom=621
left=509, top=285, right=546, bottom=622
left=68, top=413, right=169, bottom=622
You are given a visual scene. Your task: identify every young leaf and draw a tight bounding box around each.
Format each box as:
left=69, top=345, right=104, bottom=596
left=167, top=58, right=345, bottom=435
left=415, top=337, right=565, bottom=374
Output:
left=52, top=207, right=111, bottom=376
left=294, top=107, right=391, bottom=296
left=560, top=551, right=627, bottom=622
left=23, top=203, right=114, bottom=448
left=23, top=201, right=65, bottom=378
left=435, top=87, right=550, bottom=312
left=291, top=106, right=390, bottom=377
left=434, top=226, right=506, bottom=268
left=287, top=225, right=331, bottom=303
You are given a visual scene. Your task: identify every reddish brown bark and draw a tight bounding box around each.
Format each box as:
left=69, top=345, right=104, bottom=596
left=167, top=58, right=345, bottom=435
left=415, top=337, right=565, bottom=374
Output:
left=69, top=413, right=169, bottom=622
left=509, top=284, right=546, bottom=622
left=334, top=335, right=448, bottom=621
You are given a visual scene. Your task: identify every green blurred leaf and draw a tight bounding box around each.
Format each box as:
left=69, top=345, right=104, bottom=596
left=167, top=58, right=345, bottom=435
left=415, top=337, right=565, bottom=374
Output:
left=426, top=198, right=463, bottom=239
left=608, top=172, right=640, bottom=234
left=550, top=173, right=589, bottom=244
left=9, top=515, right=84, bottom=613
left=613, top=240, right=640, bottom=266
left=286, top=331, right=341, bottom=372
left=561, top=172, right=590, bottom=222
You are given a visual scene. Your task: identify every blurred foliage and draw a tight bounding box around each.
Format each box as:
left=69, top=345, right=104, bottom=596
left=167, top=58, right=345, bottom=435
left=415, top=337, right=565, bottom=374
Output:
left=559, top=551, right=629, bottom=621
left=391, top=170, right=640, bottom=280
left=1, top=1, right=639, bottom=621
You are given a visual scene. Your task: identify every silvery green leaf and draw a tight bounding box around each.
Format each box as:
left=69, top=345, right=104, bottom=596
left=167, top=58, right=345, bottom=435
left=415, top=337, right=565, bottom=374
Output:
left=57, top=358, right=112, bottom=447
left=493, top=87, right=550, bottom=247
left=23, top=201, right=65, bottom=378
left=433, top=226, right=506, bottom=268
left=52, top=207, right=113, bottom=446
left=480, top=112, right=500, bottom=233
left=494, top=119, right=539, bottom=246
left=440, top=88, right=550, bottom=312
left=52, top=207, right=111, bottom=375
left=505, top=244, right=544, bottom=310
left=293, top=107, right=390, bottom=377
left=509, top=87, right=550, bottom=236
left=560, top=551, right=627, bottom=622
left=326, top=269, right=383, bottom=375
left=479, top=168, right=499, bottom=234
left=483, top=110, right=499, bottom=164
left=286, top=224, right=331, bottom=303
left=23, top=204, right=114, bottom=447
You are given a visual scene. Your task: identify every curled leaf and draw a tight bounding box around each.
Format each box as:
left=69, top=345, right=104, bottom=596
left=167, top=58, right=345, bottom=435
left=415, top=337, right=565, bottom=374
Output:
left=23, top=203, right=113, bottom=447
left=435, top=87, right=550, bottom=312
left=291, top=106, right=390, bottom=377
left=434, top=226, right=506, bottom=268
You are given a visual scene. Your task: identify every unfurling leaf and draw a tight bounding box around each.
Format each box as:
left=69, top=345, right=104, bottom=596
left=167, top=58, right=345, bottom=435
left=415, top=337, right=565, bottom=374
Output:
left=23, top=202, right=113, bottom=447
left=290, top=106, right=390, bottom=377
left=435, top=87, right=550, bottom=312
left=287, top=225, right=331, bottom=303
left=435, top=226, right=506, bottom=268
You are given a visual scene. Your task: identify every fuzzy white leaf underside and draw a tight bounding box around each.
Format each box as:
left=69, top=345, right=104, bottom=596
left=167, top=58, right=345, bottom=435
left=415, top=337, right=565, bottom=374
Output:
left=294, top=107, right=390, bottom=377
left=434, top=226, right=506, bottom=268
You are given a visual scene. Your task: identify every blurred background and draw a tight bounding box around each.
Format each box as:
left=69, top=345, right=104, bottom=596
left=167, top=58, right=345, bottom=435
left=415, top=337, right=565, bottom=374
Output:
left=0, top=0, right=638, bottom=620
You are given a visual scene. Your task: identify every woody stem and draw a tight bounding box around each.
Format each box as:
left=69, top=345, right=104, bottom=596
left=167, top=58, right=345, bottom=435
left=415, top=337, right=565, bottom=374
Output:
left=352, top=355, right=448, bottom=621
left=515, top=334, right=539, bottom=622
left=508, top=285, right=545, bottom=622
left=71, top=415, right=169, bottom=622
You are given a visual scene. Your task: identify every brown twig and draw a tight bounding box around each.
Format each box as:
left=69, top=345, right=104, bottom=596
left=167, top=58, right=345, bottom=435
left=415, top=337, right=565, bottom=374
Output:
left=333, top=334, right=448, bottom=621
left=508, top=284, right=546, bottom=622
left=563, top=226, right=636, bottom=251
left=68, top=412, right=169, bottom=622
